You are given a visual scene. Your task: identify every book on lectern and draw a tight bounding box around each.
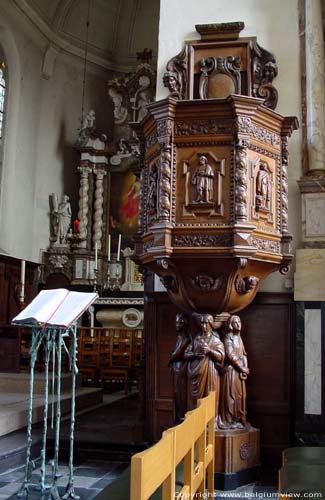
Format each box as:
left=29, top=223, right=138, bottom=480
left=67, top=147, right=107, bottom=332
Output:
left=12, top=288, right=98, bottom=328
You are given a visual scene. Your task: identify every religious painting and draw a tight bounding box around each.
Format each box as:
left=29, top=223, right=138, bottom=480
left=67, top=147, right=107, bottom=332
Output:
left=109, top=170, right=140, bottom=247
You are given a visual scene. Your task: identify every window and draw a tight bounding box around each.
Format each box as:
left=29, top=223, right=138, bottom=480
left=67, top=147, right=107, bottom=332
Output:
left=0, top=61, right=5, bottom=141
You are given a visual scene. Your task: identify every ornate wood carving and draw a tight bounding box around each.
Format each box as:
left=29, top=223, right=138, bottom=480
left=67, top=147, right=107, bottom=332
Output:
left=172, top=233, right=232, bottom=247
left=163, top=46, right=187, bottom=100
left=235, top=142, right=248, bottom=221
left=235, top=275, right=259, bottom=295
left=251, top=41, right=278, bottom=110
left=281, top=136, right=289, bottom=233
left=158, top=144, right=172, bottom=222
left=169, top=313, right=190, bottom=422
left=195, top=22, right=245, bottom=41
left=192, top=273, right=223, bottom=292
left=175, top=119, right=233, bottom=136
left=199, top=56, right=241, bottom=99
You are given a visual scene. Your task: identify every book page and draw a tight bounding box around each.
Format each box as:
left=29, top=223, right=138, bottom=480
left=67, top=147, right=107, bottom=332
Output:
left=12, top=289, right=69, bottom=325
left=48, top=291, right=98, bottom=327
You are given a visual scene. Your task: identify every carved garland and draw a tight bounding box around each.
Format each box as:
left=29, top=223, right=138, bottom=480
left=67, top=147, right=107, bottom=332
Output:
left=281, top=136, right=289, bottom=233
left=158, top=144, right=172, bottom=222
left=175, top=120, right=233, bottom=136
left=234, top=142, right=248, bottom=221
left=250, top=237, right=280, bottom=253
left=172, top=233, right=232, bottom=247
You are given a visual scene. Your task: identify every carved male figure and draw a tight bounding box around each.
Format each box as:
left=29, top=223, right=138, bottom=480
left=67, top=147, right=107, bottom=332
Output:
left=169, top=313, right=191, bottom=422
left=256, top=161, right=271, bottom=210
left=192, top=155, right=214, bottom=203
left=186, top=314, right=225, bottom=423
left=218, top=315, right=249, bottom=429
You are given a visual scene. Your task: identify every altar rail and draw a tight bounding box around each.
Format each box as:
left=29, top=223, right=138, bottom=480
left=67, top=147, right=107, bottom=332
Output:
left=77, top=327, right=144, bottom=391
left=130, top=391, right=216, bottom=500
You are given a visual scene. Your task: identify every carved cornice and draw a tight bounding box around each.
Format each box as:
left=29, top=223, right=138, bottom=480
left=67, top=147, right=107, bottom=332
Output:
left=195, top=22, right=245, bottom=41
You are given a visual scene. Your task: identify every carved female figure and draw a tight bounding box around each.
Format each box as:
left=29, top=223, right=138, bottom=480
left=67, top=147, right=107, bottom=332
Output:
left=169, top=313, right=190, bottom=422
left=218, top=315, right=249, bottom=429
left=186, top=314, right=225, bottom=421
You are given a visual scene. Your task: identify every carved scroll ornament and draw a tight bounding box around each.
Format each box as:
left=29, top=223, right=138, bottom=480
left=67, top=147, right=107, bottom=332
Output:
left=163, top=46, right=187, bottom=100
left=252, top=41, right=278, bottom=110
left=199, top=56, right=241, bottom=99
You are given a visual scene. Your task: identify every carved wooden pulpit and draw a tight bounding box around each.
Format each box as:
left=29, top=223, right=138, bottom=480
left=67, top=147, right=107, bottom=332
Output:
left=132, top=22, right=298, bottom=489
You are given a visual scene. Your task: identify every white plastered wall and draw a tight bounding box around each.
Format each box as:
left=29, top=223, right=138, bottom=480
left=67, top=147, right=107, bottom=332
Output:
left=157, top=0, right=302, bottom=292
left=0, top=1, right=113, bottom=263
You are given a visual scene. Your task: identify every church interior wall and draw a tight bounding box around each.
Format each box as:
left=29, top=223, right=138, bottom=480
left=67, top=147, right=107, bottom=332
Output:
left=0, top=1, right=115, bottom=263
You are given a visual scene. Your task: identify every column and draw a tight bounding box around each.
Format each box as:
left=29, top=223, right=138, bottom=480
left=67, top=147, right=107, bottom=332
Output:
left=76, top=166, right=91, bottom=249
left=305, top=0, right=325, bottom=174
left=92, top=168, right=106, bottom=251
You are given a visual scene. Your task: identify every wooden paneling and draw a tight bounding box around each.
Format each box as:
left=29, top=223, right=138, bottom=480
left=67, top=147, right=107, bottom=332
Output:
left=144, top=291, right=294, bottom=467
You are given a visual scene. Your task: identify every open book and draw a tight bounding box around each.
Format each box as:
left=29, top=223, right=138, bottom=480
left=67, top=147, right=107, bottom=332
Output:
left=12, top=289, right=98, bottom=328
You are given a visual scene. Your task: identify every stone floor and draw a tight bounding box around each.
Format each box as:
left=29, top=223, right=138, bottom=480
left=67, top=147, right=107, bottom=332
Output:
left=0, top=389, right=278, bottom=499
left=0, top=459, right=129, bottom=499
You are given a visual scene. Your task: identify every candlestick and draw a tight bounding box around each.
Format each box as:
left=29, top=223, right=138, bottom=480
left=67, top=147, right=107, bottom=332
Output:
left=20, top=260, right=26, bottom=302
left=108, top=234, right=111, bottom=261
left=95, top=243, right=98, bottom=269
left=117, top=234, right=121, bottom=261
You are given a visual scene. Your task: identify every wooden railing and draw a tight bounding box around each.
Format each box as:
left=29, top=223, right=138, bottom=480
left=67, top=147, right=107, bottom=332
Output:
left=77, top=327, right=144, bottom=391
left=130, top=392, right=216, bottom=500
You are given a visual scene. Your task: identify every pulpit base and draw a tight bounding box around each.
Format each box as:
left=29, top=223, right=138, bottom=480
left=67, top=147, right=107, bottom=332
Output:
left=214, top=425, right=260, bottom=490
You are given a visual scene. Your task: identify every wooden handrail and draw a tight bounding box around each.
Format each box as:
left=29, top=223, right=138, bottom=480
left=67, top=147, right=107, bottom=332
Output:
left=130, top=391, right=216, bottom=500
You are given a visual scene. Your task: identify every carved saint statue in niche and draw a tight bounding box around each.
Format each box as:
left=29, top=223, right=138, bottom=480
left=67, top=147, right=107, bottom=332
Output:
left=192, top=155, right=214, bottom=203
left=169, top=313, right=191, bottom=423
left=218, top=315, right=249, bottom=429
left=255, top=161, right=271, bottom=210
left=186, top=314, right=225, bottom=423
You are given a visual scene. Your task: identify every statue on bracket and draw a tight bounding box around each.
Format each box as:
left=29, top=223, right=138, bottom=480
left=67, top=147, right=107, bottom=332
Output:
left=50, top=194, right=72, bottom=246
left=169, top=313, right=191, bottom=423
left=218, top=315, right=249, bottom=429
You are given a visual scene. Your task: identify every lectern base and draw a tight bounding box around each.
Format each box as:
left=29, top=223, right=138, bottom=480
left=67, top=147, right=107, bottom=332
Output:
left=214, top=426, right=260, bottom=490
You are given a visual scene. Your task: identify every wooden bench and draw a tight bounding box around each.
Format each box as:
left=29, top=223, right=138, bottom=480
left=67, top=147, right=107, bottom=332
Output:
left=130, top=391, right=216, bottom=500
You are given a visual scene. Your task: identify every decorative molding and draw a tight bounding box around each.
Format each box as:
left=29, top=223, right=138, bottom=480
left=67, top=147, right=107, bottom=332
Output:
left=236, top=117, right=280, bottom=147
left=172, top=233, right=232, bottom=247
left=281, top=136, right=289, bottom=233
left=175, top=120, right=233, bottom=136
left=250, top=237, right=280, bottom=253
left=95, top=297, right=144, bottom=306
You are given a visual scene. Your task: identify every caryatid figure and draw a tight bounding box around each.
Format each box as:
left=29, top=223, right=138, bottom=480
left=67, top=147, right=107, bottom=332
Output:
left=169, top=313, right=190, bottom=423
left=218, top=315, right=250, bottom=429
left=186, top=314, right=225, bottom=424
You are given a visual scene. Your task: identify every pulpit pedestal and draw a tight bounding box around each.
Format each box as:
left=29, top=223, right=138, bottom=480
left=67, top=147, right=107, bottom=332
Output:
left=215, top=426, right=260, bottom=490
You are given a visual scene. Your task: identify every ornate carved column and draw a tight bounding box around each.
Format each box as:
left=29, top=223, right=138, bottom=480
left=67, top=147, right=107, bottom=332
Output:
left=305, top=0, right=325, bottom=174
left=92, top=168, right=106, bottom=251
left=76, top=166, right=92, bottom=250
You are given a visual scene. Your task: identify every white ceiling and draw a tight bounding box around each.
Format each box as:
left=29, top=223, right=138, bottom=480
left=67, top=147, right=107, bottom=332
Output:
left=18, top=0, right=160, bottom=71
